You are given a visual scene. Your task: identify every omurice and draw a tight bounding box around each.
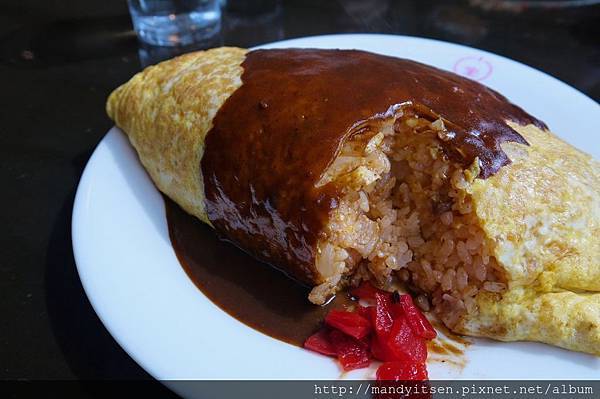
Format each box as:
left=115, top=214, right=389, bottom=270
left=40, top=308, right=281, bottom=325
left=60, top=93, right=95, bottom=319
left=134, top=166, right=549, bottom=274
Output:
left=106, top=47, right=600, bottom=356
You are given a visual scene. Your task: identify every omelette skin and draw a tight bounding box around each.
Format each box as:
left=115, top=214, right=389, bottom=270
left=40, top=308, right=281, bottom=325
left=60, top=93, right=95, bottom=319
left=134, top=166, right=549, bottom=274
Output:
left=107, top=47, right=247, bottom=226
left=107, top=47, right=600, bottom=356
left=459, top=124, right=600, bottom=355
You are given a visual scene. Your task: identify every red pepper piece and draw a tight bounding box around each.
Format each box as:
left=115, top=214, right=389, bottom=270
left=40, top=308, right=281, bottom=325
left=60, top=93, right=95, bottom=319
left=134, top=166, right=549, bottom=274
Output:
left=329, top=330, right=371, bottom=371
left=357, top=305, right=371, bottom=319
left=325, top=309, right=372, bottom=340
left=371, top=292, right=394, bottom=338
left=304, top=328, right=336, bottom=356
left=386, top=318, right=428, bottom=363
left=371, top=334, right=397, bottom=362
left=350, top=281, right=383, bottom=301
left=376, top=361, right=429, bottom=381
left=392, top=295, right=437, bottom=340
left=372, top=325, right=426, bottom=364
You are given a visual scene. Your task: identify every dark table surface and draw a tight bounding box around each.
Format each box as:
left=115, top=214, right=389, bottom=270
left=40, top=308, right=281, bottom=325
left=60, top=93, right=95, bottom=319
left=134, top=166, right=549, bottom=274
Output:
left=1, top=0, right=598, bottom=392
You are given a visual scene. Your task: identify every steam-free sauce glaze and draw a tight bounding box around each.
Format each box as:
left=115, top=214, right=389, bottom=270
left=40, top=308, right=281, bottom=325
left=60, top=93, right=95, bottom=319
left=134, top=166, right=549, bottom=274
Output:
left=165, top=197, right=353, bottom=346
left=201, top=49, right=547, bottom=286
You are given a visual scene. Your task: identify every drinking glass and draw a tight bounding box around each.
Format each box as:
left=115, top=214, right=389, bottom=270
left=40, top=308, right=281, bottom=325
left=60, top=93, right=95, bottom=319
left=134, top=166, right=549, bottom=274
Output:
left=127, top=0, right=221, bottom=46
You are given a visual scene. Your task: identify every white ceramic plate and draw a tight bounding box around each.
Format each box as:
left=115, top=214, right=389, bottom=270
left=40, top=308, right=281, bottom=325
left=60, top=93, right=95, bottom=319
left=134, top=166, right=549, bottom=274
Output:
left=73, top=34, right=600, bottom=385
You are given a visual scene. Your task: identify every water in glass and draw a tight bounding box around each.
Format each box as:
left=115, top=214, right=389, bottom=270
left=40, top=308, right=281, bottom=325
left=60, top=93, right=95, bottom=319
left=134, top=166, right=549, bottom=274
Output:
left=128, top=0, right=221, bottom=46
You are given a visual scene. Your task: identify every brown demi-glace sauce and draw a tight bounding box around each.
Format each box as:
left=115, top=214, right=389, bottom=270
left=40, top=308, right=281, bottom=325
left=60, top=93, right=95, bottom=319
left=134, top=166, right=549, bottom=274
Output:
left=201, top=49, right=546, bottom=288
left=165, top=196, right=353, bottom=346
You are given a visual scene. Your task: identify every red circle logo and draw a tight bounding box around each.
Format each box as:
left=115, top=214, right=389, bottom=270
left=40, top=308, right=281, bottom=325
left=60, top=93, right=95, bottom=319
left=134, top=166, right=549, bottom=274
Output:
left=453, top=56, right=493, bottom=81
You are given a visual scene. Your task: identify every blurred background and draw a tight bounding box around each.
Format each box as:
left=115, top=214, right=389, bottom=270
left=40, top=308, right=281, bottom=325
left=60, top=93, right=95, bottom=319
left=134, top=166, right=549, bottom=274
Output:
left=0, top=0, right=598, bottom=393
